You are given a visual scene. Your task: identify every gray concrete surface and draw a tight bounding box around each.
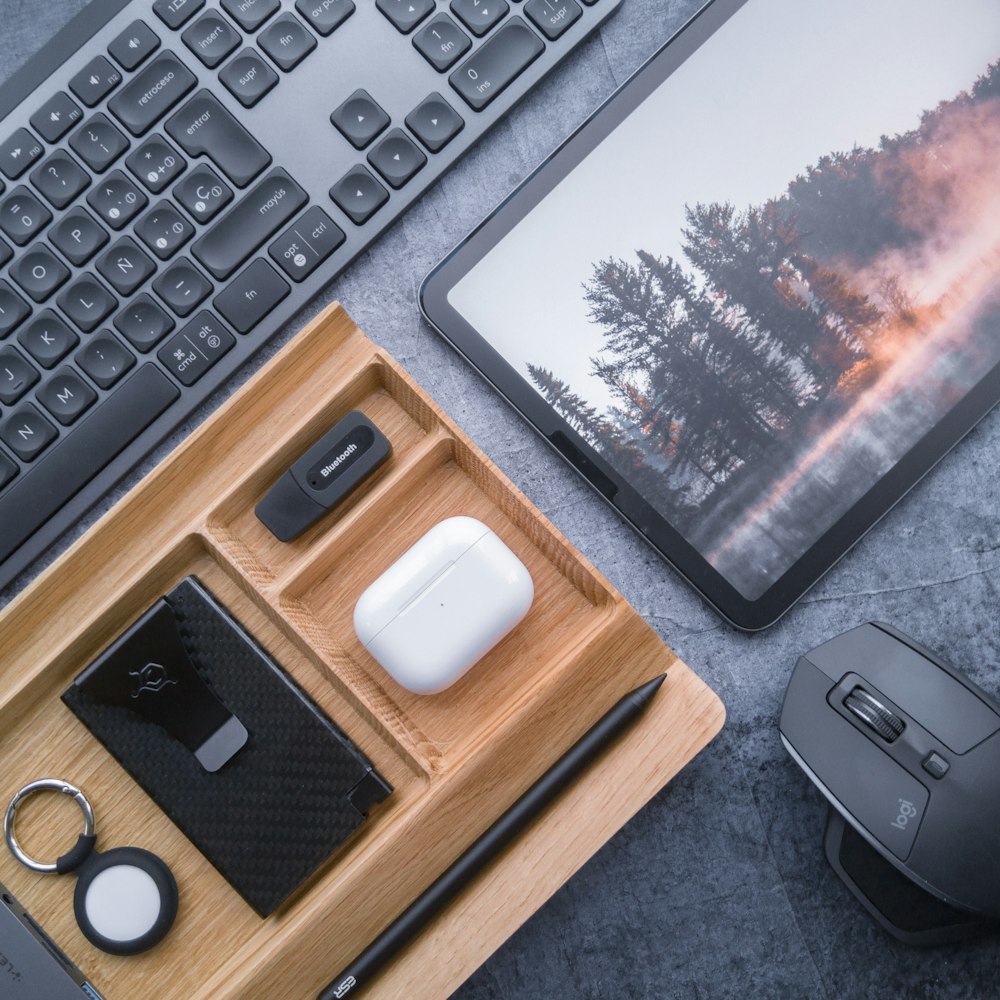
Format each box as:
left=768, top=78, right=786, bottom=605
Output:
left=2, top=2, right=999, bottom=997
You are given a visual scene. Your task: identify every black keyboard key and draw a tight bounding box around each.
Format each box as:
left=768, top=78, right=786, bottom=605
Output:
left=368, top=129, right=426, bottom=189
left=167, top=91, right=271, bottom=187
left=377, top=0, right=434, bottom=33
left=0, top=280, right=31, bottom=337
left=30, top=92, right=83, bottom=144
left=0, top=238, right=11, bottom=268
left=524, top=0, right=581, bottom=39
left=259, top=14, right=317, bottom=71
left=157, top=311, right=234, bottom=385
left=0, top=187, right=52, bottom=246
left=30, top=150, right=90, bottom=209
left=183, top=12, right=241, bottom=68
left=69, top=56, right=123, bottom=108
left=295, top=0, right=354, bottom=36
left=108, top=19, right=162, bottom=71
left=0, top=450, right=16, bottom=488
left=108, top=53, right=198, bottom=137
left=153, top=257, right=212, bottom=315
left=330, top=89, right=390, bottom=150
left=17, top=311, right=78, bottom=368
left=222, top=0, right=280, bottom=31
left=214, top=258, right=288, bottom=333
left=9, top=244, right=70, bottom=302
left=87, top=170, right=147, bottom=229
left=153, top=0, right=206, bottom=30
left=57, top=275, right=117, bottom=332
left=0, top=130, right=44, bottom=181
left=330, top=165, right=388, bottom=225
left=0, top=346, right=39, bottom=403
left=451, top=0, right=509, bottom=37
left=49, top=209, right=108, bottom=265
left=135, top=201, right=194, bottom=259
left=0, top=364, right=179, bottom=564
left=219, top=48, right=279, bottom=108
left=413, top=14, right=472, bottom=71
left=173, top=165, right=233, bottom=223
left=126, top=135, right=186, bottom=193
left=450, top=17, right=543, bottom=110
left=69, top=114, right=130, bottom=172
left=269, top=206, right=345, bottom=281
left=1, top=404, right=56, bottom=461
left=192, top=168, right=307, bottom=280
left=37, top=367, right=96, bottom=425
left=96, top=237, right=157, bottom=295
left=406, top=93, right=465, bottom=152
left=77, top=332, right=136, bottom=388
left=114, top=294, right=175, bottom=351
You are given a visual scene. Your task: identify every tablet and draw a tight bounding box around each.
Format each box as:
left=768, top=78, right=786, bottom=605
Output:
left=420, top=0, right=1000, bottom=630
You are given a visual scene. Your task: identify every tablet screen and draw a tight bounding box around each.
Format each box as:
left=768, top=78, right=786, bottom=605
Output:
left=447, top=0, right=1000, bottom=600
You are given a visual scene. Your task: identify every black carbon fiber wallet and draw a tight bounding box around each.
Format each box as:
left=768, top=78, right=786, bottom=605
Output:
left=62, top=576, right=392, bottom=917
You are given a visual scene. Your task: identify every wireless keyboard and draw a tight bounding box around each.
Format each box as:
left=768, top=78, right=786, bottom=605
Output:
left=0, top=0, right=621, bottom=591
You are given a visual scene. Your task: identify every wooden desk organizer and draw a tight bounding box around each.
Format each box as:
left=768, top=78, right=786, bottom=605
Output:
left=0, top=303, right=725, bottom=999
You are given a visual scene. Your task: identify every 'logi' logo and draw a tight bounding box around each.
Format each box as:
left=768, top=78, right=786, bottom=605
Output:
left=129, top=661, right=178, bottom=698
left=891, top=798, right=918, bottom=831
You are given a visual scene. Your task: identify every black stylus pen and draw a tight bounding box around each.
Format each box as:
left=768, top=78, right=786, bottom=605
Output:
left=318, top=673, right=667, bottom=999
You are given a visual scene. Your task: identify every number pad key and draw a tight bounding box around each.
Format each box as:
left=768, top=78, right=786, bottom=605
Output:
left=114, top=294, right=175, bottom=351
left=30, top=151, right=90, bottom=209
left=70, top=114, right=130, bottom=172
left=0, top=187, right=53, bottom=246
left=57, top=275, right=117, bottom=332
left=377, top=0, right=434, bottom=33
left=173, top=165, right=233, bottom=223
left=9, top=244, right=70, bottom=302
left=126, top=135, right=186, bottom=193
left=0, top=346, right=39, bottom=404
left=37, top=366, right=96, bottom=425
left=450, top=0, right=508, bottom=37
left=414, top=14, right=471, bottom=71
left=135, top=201, right=194, bottom=259
left=49, top=209, right=109, bottom=266
left=87, top=170, right=147, bottom=229
left=30, top=93, right=84, bottom=144
left=524, top=0, right=582, bottom=39
left=1, top=403, right=57, bottom=461
left=153, top=257, right=212, bottom=316
left=96, top=237, right=156, bottom=295
left=157, top=311, right=235, bottom=385
left=17, top=311, right=78, bottom=368
left=69, top=56, right=123, bottom=107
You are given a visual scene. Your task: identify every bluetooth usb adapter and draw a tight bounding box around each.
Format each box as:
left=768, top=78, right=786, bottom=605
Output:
left=256, top=411, right=391, bottom=542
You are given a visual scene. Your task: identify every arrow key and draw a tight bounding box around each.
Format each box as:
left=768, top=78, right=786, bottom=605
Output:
left=330, top=89, right=390, bottom=150
left=368, top=128, right=426, bottom=189
left=450, top=0, right=509, bottom=37
left=329, top=165, right=388, bottom=225
left=406, top=93, right=465, bottom=152
left=30, top=92, right=83, bottom=144
left=0, top=129, right=44, bottom=181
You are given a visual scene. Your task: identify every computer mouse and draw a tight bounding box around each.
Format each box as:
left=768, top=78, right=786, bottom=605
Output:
left=780, top=622, right=1000, bottom=918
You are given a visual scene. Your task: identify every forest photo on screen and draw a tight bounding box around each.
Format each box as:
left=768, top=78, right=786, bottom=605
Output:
left=529, top=57, right=1000, bottom=598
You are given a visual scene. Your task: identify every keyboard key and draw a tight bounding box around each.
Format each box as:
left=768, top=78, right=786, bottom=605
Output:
left=214, top=258, right=288, bottom=333
left=17, top=312, right=78, bottom=368
left=1, top=404, right=56, bottom=461
left=295, top=0, right=354, bottom=36
left=10, top=244, right=70, bottom=302
left=0, top=450, right=17, bottom=488
left=406, top=93, right=465, bottom=152
left=69, top=56, right=123, bottom=108
left=114, top=294, right=175, bottom=352
left=153, top=257, right=212, bottom=315
left=413, top=14, right=472, bottom=72
left=330, top=165, right=388, bottom=225
left=49, top=209, right=108, bottom=266
left=192, top=168, right=307, bottom=279
left=183, top=12, right=241, bottom=68
left=330, top=89, right=390, bottom=150
left=126, top=135, right=186, bottom=193
left=69, top=114, right=130, bottom=172
left=0, top=364, right=179, bottom=563
left=0, top=238, right=11, bottom=268
left=96, top=237, right=156, bottom=295
left=368, top=129, right=426, bottom=188
left=451, top=0, right=509, bottom=37
left=0, top=129, right=44, bottom=181
left=57, top=275, right=117, bottom=332
left=87, top=171, right=148, bottom=229
left=108, top=19, right=162, bottom=71
left=77, top=332, right=135, bottom=388
left=153, top=0, right=206, bottom=30
left=219, top=48, right=279, bottom=108
left=0, top=346, right=39, bottom=404
left=222, top=0, right=280, bottom=31
left=37, top=367, right=96, bottom=425
left=157, top=311, right=235, bottom=385
left=30, top=150, right=90, bottom=209
left=167, top=91, right=271, bottom=187
left=108, top=53, right=198, bottom=137
left=377, top=0, right=434, bottom=33
left=30, top=92, right=83, bottom=144
left=135, top=201, right=194, bottom=259
left=524, top=0, right=581, bottom=39
left=173, top=165, right=233, bottom=223
left=0, top=187, right=52, bottom=246
left=450, top=17, right=544, bottom=110
left=259, top=14, right=317, bottom=71
left=269, top=206, right=345, bottom=281
left=0, top=280, right=31, bottom=337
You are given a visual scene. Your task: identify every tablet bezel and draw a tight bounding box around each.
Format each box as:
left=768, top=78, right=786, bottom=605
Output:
left=419, top=0, right=1000, bottom=630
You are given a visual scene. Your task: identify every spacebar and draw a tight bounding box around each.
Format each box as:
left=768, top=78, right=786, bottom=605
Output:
left=0, top=365, right=179, bottom=564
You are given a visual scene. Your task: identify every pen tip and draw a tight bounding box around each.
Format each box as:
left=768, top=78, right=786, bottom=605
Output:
left=631, top=673, right=667, bottom=705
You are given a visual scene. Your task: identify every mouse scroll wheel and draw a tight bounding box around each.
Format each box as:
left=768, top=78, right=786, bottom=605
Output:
left=843, top=687, right=905, bottom=742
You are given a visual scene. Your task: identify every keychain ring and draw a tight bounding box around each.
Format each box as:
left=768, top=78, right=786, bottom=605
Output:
left=3, top=778, right=96, bottom=874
